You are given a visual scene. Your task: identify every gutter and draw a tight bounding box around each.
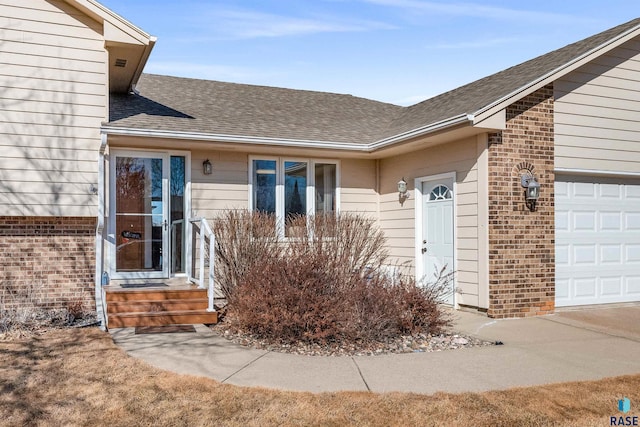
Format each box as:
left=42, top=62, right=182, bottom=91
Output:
left=101, top=113, right=474, bottom=153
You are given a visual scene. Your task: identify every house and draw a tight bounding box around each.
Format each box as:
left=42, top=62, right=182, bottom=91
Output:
left=2, top=0, right=640, bottom=328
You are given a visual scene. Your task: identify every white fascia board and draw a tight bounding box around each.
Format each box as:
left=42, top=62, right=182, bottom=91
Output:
left=66, top=0, right=153, bottom=45
left=131, top=37, right=157, bottom=89
left=473, top=23, right=640, bottom=122
left=102, top=113, right=473, bottom=153
left=101, top=127, right=370, bottom=151
left=368, top=114, right=473, bottom=151
left=472, top=109, right=505, bottom=130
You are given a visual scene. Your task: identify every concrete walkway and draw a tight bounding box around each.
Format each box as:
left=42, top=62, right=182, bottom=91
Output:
left=110, top=306, right=640, bottom=394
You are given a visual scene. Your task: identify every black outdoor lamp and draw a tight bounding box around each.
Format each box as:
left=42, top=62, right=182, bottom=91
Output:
left=203, top=159, right=212, bottom=175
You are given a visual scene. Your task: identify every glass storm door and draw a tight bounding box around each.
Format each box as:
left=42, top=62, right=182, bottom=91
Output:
left=113, top=152, right=169, bottom=278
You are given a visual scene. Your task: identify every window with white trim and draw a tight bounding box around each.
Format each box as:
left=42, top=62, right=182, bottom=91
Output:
left=250, top=158, right=338, bottom=236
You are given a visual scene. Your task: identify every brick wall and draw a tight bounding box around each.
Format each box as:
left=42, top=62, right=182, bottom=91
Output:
left=0, top=217, right=96, bottom=311
left=487, top=84, right=555, bottom=318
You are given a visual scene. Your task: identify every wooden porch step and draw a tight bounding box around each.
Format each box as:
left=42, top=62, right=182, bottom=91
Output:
left=107, top=298, right=209, bottom=314
left=104, top=286, right=217, bottom=328
left=108, top=310, right=218, bottom=328
left=105, top=288, right=208, bottom=302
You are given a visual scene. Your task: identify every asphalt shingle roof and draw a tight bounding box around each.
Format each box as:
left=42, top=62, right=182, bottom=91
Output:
left=106, top=18, right=640, bottom=145
left=108, top=76, right=403, bottom=144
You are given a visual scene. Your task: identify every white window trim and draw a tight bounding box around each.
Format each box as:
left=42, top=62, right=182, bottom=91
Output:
left=249, top=156, right=340, bottom=238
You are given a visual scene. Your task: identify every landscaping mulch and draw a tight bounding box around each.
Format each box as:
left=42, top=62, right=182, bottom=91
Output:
left=210, top=322, right=495, bottom=356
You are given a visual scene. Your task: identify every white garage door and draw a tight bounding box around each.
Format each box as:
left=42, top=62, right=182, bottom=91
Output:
left=556, top=176, right=640, bottom=306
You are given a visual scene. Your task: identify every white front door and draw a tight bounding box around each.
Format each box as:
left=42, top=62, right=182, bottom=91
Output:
left=421, top=176, right=455, bottom=304
left=111, top=151, right=169, bottom=279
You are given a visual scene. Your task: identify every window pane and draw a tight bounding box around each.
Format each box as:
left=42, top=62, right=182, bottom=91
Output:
left=115, top=157, right=162, bottom=215
left=115, top=214, right=163, bottom=271
left=253, top=160, right=276, bottom=213
left=285, top=161, right=307, bottom=237
left=170, top=156, right=185, bottom=274
left=285, top=161, right=307, bottom=217
left=315, top=163, right=336, bottom=214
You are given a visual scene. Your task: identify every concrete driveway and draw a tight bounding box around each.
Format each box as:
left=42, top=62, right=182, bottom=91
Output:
left=111, top=304, right=640, bottom=394
left=550, top=304, right=640, bottom=341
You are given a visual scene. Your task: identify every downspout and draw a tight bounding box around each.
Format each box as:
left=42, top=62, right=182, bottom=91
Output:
left=375, top=159, right=381, bottom=227
left=94, top=133, right=108, bottom=331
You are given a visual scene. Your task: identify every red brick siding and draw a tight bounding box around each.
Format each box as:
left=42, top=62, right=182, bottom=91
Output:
left=0, top=217, right=96, bottom=311
left=487, top=85, right=555, bottom=318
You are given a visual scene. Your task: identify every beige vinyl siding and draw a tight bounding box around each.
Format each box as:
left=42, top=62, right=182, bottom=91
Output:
left=340, top=158, right=377, bottom=216
left=191, top=151, right=249, bottom=220
left=379, top=137, right=480, bottom=306
left=191, top=153, right=376, bottom=220
left=0, top=0, right=107, bottom=216
left=555, top=38, right=640, bottom=173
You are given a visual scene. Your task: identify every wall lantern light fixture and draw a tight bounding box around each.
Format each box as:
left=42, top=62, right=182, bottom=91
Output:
left=521, top=171, right=540, bottom=210
left=203, top=159, right=212, bottom=175
left=398, top=177, right=408, bottom=196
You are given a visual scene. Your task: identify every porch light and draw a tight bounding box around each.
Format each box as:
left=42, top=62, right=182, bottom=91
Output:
left=526, top=178, right=540, bottom=201
left=203, top=159, right=212, bottom=175
left=521, top=171, right=540, bottom=210
left=397, top=177, right=408, bottom=196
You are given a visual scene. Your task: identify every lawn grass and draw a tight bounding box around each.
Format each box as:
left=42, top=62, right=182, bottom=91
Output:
left=1, top=327, right=638, bottom=426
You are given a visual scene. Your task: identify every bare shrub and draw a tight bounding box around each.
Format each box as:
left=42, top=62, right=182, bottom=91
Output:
left=212, top=210, right=281, bottom=299
left=0, top=281, right=71, bottom=337
left=221, top=212, right=452, bottom=345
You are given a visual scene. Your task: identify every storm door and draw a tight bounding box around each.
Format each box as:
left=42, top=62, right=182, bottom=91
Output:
left=112, top=152, right=169, bottom=278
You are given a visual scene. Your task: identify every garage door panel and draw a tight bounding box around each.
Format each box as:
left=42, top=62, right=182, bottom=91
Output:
left=556, top=210, right=570, bottom=231
left=625, top=186, right=640, bottom=199
left=628, top=277, right=640, bottom=295
left=556, top=177, right=640, bottom=307
left=625, top=212, right=640, bottom=230
left=573, top=182, right=596, bottom=198
left=574, top=278, right=597, bottom=298
left=600, top=244, right=622, bottom=264
left=556, top=279, right=570, bottom=299
left=626, top=245, right=640, bottom=263
left=556, top=244, right=570, bottom=265
left=573, top=245, right=596, bottom=264
left=600, top=212, right=622, bottom=230
left=573, top=211, right=596, bottom=231
left=600, top=183, right=622, bottom=198
left=601, top=277, right=623, bottom=296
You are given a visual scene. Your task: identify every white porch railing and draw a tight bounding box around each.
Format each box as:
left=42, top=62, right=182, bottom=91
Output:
left=187, top=217, right=216, bottom=312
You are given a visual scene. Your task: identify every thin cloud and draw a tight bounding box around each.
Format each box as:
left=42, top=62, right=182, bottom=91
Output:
left=357, top=0, right=599, bottom=24
left=193, top=8, right=395, bottom=40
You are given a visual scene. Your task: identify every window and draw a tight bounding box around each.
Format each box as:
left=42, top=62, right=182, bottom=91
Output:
left=429, top=184, right=451, bottom=201
left=250, top=158, right=338, bottom=237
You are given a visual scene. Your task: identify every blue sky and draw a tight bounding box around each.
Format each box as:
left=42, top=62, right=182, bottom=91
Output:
left=100, top=0, right=640, bottom=105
